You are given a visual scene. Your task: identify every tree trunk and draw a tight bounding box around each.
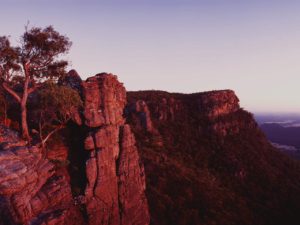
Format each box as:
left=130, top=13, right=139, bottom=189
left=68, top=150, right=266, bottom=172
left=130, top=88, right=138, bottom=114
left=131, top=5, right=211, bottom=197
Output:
left=21, top=101, right=30, bottom=141
left=21, top=63, right=31, bottom=142
left=4, top=100, right=8, bottom=126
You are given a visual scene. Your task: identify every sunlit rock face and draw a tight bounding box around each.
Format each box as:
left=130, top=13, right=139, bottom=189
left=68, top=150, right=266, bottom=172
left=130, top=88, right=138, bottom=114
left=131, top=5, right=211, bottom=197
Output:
left=4, top=71, right=300, bottom=225
left=0, top=126, right=84, bottom=225
left=82, top=73, right=126, bottom=128
left=126, top=90, right=242, bottom=138
left=197, top=90, right=240, bottom=118
left=118, top=124, right=149, bottom=225
left=81, top=73, right=150, bottom=225
left=0, top=72, right=150, bottom=225
left=126, top=100, right=157, bottom=133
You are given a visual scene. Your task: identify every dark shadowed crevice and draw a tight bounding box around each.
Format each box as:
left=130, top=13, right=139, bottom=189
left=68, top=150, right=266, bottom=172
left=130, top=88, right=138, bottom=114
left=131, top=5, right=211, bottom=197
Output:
left=67, top=122, right=88, bottom=195
left=0, top=197, right=15, bottom=225
left=66, top=122, right=89, bottom=221
left=116, top=125, right=124, bottom=223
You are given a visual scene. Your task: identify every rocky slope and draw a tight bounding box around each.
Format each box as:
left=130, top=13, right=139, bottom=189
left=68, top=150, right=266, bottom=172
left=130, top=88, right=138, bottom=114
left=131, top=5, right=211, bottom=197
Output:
left=0, top=126, right=84, bottom=225
left=127, top=90, right=300, bottom=225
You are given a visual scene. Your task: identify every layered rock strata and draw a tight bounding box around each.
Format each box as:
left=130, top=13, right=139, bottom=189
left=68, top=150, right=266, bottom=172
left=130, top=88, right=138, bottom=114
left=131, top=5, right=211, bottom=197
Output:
left=0, top=72, right=150, bottom=225
left=82, top=73, right=150, bottom=225
left=196, top=90, right=240, bottom=118
left=0, top=126, right=83, bottom=225
left=127, top=90, right=241, bottom=137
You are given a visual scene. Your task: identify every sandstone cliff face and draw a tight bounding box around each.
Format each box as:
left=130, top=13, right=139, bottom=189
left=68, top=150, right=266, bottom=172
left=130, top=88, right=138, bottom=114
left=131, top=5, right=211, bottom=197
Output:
left=126, top=90, right=242, bottom=137
left=0, top=127, right=84, bottom=225
left=154, top=97, right=182, bottom=122
left=82, top=73, right=126, bottom=128
left=0, top=73, right=150, bottom=225
left=126, top=90, right=300, bottom=225
left=118, top=125, right=148, bottom=225
left=3, top=72, right=299, bottom=225
left=0, top=84, right=247, bottom=225
left=126, top=100, right=156, bottom=133
left=81, top=73, right=149, bottom=225
left=197, top=90, right=240, bottom=118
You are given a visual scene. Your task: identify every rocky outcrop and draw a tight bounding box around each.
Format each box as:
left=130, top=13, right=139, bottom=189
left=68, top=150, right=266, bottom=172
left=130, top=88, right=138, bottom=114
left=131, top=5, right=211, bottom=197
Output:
left=127, top=90, right=240, bottom=129
left=0, top=81, right=237, bottom=224
left=127, top=90, right=240, bottom=136
left=155, top=97, right=181, bottom=121
left=2, top=70, right=300, bottom=225
left=82, top=73, right=126, bottom=128
left=197, top=90, right=240, bottom=119
left=127, top=100, right=156, bottom=133
left=82, top=73, right=150, bottom=225
left=58, top=69, right=83, bottom=94
left=0, top=126, right=84, bottom=225
left=84, top=125, right=121, bottom=225
left=118, top=125, right=149, bottom=225
left=127, top=90, right=300, bottom=225
left=210, top=111, right=258, bottom=137
left=0, top=72, right=150, bottom=225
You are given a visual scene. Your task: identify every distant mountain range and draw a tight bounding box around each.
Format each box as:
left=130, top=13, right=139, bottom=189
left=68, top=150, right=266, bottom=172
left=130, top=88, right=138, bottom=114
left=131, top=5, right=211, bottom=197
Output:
left=255, top=114, right=300, bottom=159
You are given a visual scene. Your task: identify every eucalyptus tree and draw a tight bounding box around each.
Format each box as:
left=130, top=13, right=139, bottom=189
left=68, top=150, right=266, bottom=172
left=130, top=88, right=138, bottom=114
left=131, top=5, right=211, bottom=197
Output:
left=0, top=26, right=71, bottom=141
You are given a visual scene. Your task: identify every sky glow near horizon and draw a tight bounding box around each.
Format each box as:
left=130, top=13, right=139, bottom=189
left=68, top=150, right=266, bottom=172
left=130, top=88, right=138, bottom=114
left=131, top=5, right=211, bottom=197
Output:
left=0, top=0, right=300, bottom=114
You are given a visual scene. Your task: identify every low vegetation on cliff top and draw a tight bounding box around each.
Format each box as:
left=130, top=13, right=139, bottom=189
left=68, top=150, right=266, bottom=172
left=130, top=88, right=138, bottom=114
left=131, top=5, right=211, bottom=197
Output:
left=127, top=91, right=300, bottom=225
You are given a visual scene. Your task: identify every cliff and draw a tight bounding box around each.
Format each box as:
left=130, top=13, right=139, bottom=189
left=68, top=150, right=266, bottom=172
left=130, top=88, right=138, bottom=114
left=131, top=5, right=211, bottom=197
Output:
left=127, top=90, right=300, bottom=225
left=0, top=73, right=149, bottom=225
left=81, top=74, right=149, bottom=225
left=1, top=73, right=300, bottom=225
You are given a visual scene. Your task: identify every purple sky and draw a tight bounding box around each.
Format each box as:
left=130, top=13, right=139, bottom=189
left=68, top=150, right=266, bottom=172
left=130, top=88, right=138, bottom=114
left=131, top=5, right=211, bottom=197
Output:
left=1, top=0, right=300, bottom=113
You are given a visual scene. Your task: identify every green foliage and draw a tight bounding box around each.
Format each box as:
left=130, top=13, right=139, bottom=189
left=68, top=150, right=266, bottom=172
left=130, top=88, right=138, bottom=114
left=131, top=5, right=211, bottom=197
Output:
left=38, top=82, right=82, bottom=125
left=0, top=25, right=72, bottom=140
left=0, top=36, right=20, bottom=75
left=35, top=82, right=82, bottom=145
left=0, top=25, right=71, bottom=83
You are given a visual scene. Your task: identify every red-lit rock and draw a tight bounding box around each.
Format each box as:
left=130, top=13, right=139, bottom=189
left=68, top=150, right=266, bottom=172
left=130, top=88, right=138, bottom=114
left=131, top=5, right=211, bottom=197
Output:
left=82, top=73, right=150, bottom=225
left=84, top=126, right=120, bottom=225
left=118, top=125, right=150, bottom=225
left=0, top=128, right=84, bottom=225
left=82, top=73, right=126, bottom=127
left=131, top=100, right=157, bottom=133
left=0, top=73, right=151, bottom=225
left=197, top=90, right=240, bottom=118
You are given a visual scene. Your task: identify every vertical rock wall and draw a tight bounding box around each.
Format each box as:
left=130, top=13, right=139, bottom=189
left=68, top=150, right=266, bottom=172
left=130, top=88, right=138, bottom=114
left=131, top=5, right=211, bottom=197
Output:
left=0, top=72, right=150, bottom=225
left=82, top=73, right=150, bottom=225
left=118, top=125, right=149, bottom=225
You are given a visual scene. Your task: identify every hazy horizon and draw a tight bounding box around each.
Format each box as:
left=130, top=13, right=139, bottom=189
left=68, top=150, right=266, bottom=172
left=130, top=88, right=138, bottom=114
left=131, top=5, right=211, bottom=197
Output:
left=1, top=0, right=300, bottom=114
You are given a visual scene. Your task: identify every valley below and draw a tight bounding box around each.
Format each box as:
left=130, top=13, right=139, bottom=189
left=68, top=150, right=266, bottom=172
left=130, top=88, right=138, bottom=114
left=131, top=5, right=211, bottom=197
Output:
left=256, top=115, right=300, bottom=159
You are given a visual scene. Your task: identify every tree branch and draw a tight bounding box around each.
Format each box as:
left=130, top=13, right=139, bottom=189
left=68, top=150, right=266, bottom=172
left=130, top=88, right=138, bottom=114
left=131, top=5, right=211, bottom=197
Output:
left=41, top=124, right=65, bottom=146
left=2, top=82, right=21, bottom=103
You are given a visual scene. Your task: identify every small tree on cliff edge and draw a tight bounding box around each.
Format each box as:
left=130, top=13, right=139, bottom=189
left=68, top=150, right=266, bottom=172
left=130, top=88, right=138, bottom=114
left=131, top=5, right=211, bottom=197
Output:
left=36, top=82, right=82, bottom=149
left=0, top=25, right=71, bottom=141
